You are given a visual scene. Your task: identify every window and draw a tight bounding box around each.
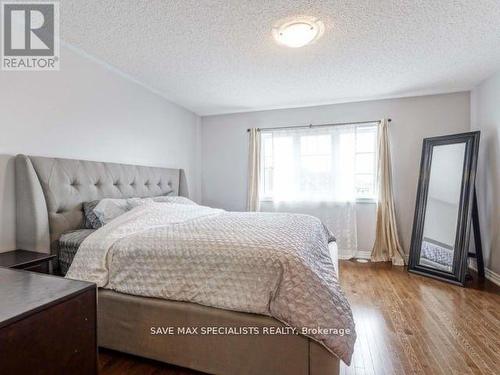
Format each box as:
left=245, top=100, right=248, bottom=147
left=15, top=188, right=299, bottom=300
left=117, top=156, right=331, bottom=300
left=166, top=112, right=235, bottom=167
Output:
left=354, top=125, right=378, bottom=199
left=260, top=123, right=378, bottom=202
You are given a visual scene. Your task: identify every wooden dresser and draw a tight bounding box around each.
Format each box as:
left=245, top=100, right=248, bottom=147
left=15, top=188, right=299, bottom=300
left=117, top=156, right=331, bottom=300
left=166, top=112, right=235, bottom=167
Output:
left=0, top=267, right=97, bottom=375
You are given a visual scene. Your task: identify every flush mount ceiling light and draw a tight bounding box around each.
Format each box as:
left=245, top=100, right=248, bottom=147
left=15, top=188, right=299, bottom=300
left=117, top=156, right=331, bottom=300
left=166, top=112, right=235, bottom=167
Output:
left=272, top=17, right=325, bottom=48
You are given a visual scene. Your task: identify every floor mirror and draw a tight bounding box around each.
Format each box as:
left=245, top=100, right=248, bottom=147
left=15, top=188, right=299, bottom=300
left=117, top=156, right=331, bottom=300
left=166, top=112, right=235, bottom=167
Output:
left=408, top=131, right=481, bottom=286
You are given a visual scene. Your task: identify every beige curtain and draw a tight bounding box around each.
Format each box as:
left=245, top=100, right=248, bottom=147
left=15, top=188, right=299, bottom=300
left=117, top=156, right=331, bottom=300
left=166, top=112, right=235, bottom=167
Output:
left=371, top=119, right=405, bottom=265
left=247, top=128, right=261, bottom=211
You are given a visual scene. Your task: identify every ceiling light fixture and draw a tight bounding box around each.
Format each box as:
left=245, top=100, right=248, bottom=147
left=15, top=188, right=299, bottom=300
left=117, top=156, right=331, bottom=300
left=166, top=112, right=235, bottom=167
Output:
left=272, top=17, right=324, bottom=48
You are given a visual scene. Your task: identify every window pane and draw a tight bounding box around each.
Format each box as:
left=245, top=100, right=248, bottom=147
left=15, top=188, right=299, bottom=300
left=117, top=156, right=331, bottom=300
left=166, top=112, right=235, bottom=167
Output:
left=300, top=135, right=331, bottom=155
left=273, top=136, right=295, bottom=198
left=261, top=133, right=274, bottom=197
left=264, top=168, right=273, bottom=195
left=263, top=135, right=273, bottom=159
left=301, top=155, right=331, bottom=173
left=356, top=127, right=377, bottom=153
left=356, top=153, right=375, bottom=174
left=300, top=174, right=332, bottom=197
left=355, top=174, right=375, bottom=197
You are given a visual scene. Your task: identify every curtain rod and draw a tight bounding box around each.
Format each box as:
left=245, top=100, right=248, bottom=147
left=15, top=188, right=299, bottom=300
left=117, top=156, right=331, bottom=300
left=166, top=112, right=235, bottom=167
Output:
left=246, top=118, right=391, bottom=132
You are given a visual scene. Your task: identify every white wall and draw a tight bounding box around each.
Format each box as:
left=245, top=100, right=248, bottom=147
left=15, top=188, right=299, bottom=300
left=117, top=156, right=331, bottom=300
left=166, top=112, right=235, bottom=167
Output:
left=201, top=92, right=470, bottom=255
left=471, top=71, right=500, bottom=275
left=0, top=46, right=201, bottom=252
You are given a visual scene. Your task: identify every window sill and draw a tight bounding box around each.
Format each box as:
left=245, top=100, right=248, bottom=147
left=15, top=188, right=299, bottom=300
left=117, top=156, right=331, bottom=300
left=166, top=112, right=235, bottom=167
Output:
left=355, top=198, right=377, bottom=204
left=259, top=198, right=378, bottom=204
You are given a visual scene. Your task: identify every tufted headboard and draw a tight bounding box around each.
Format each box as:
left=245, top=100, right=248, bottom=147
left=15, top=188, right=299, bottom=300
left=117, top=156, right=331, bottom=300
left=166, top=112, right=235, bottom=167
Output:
left=15, top=154, right=189, bottom=256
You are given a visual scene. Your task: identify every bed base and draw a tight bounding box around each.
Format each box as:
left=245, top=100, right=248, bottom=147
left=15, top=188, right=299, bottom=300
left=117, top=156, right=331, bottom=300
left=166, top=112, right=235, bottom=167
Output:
left=98, top=290, right=340, bottom=375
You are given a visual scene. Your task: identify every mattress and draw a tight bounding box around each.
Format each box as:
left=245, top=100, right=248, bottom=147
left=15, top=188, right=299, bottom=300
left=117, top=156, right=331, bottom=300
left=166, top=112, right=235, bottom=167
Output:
left=59, top=229, right=95, bottom=275
left=329, top=241, right=338, bottom=274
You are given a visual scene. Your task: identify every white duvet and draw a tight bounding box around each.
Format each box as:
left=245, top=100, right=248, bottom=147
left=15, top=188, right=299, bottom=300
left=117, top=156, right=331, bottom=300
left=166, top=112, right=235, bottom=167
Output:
left=66, top=202, right=356, bottom=364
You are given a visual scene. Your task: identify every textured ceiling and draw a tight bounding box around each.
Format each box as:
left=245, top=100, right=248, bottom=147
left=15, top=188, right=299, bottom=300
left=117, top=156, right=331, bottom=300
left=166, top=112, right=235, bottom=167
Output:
left=61, top=0, right=500, bottom=115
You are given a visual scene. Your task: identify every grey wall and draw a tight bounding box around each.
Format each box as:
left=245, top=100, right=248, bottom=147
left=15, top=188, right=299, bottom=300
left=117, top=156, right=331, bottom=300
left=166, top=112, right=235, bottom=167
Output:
left=471, top=71, right=500, bottom=275
left=0, top=45, right=201, bottom=252
left=201, top=92, right=471, bottom=255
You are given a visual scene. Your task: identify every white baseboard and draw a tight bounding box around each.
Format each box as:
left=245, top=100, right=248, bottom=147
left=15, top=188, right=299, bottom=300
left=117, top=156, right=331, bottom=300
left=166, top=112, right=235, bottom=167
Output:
left=338, top=250, right=372, bottom=260
left=484, top=268, right=500, bottom=286
left=468, top=259, right=500, bottom=286
left=355, top=250, right=372, bottom=259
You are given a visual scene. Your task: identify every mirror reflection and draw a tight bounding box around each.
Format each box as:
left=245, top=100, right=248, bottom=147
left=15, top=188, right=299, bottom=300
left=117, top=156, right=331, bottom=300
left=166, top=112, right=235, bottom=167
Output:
left=418, top=143, right=466, bottom=273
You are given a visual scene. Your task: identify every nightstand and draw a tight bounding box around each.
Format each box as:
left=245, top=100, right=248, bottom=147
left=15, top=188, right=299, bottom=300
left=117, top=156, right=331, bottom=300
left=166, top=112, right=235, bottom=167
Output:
left=0, top=267, right=97, bottom=374
left=0, top=249, right=56, bottom=274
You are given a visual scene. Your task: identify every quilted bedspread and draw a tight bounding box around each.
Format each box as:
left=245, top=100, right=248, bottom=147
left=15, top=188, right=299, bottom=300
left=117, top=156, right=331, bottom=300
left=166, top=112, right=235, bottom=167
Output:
left=66, top=202, right=356, bottom=364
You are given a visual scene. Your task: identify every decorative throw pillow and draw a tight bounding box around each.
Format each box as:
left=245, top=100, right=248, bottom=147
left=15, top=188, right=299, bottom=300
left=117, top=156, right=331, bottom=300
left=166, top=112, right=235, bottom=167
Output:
left=82, top=200, right=103, bottom=229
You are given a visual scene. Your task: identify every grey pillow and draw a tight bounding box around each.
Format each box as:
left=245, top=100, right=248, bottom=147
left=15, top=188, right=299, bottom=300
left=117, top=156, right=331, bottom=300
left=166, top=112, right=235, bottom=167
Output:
left=82, top=200, right=103, bottom=229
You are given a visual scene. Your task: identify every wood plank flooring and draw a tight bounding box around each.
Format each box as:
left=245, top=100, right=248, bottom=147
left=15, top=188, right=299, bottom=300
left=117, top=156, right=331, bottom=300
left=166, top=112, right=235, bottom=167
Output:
left=339, top=261, right=499, bottom=375
left=99, top=260, right=500, bottom=375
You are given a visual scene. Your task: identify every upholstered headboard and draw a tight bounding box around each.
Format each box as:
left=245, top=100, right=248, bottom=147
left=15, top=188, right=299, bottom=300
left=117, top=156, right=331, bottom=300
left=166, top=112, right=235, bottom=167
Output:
left=15, top=154, right=188, bottom=255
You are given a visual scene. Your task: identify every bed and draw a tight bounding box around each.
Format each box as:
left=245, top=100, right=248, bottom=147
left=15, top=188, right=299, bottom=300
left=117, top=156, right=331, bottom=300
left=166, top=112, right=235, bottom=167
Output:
left=15, top=154, right=353, bottom=375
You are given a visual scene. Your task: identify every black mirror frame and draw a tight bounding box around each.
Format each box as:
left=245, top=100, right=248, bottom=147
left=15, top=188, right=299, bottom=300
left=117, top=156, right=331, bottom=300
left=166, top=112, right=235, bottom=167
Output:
left=408, top=131, right=480, bottom=286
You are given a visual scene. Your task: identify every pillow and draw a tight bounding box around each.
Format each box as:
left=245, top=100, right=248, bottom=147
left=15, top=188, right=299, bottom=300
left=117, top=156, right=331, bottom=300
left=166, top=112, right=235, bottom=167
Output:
left=128, top=197, right=154, bottom=209
left=82, top=197, right=154, bottom=228
left=152, top=196, right=197, bottom=205
left=93, top=199, right=130, bottom=225
left=82, top=200, right=103, bottom=229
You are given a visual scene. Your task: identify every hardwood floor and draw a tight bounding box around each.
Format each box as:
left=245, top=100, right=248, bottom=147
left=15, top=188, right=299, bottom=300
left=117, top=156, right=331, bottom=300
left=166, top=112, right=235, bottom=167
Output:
left=99, top=260, right=500, bottom=375
left=339, top=261, right=499, bottom=375
left=99, top=348, right=204, bottom=375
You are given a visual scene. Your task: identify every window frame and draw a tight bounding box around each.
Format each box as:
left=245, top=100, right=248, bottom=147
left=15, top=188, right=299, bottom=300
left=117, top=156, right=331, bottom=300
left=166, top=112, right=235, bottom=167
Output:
left=353, top=123, right=379, bottom=202
left=259, top=123, right=379, bottom=203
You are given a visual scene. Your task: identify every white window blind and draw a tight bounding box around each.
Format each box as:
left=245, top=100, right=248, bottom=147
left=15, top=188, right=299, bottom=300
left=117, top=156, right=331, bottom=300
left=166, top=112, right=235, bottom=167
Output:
left=260, top=123, right=378, bottom=203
